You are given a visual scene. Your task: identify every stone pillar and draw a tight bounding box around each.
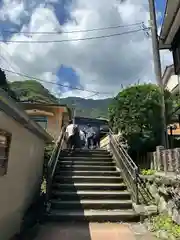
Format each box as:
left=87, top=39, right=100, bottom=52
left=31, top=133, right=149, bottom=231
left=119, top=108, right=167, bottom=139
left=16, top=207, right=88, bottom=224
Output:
left=153, top=151, right=158, bottom=171
left=162, top=150, right=167, bottom=174
left=167, top=149, right=174, bottom=172
left=156, top=146, right=164, bottom=171
left=150, top=152, right=154, bottom=169
left=171, top=149, right=176, bottom=172
left=175, top=148, right=180, bottom=175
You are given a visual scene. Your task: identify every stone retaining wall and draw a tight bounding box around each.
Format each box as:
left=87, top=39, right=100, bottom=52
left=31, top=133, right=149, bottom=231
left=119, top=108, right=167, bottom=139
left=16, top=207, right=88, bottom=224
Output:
left=141, top=174, right=180, bottom=225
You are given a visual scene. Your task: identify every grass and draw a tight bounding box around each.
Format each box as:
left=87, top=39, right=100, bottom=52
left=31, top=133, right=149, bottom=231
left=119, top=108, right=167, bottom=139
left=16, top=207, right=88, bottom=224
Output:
left=141, top=169, right=156, bottom=176
left=149, top=214, right=180, bottom=238
left=41, top=144, right=54, bottom=194
left=41, top=179, right=46, bottom=194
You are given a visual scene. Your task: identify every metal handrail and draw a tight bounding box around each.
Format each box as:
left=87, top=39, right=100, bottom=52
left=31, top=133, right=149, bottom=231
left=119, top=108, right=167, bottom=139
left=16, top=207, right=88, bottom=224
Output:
left=109, top=129, right=137, bottom=169
left=109, top=129, right=154, bottom=204
left=109, top=129, right=139, bottom=204
left=45, top=126, right=66, bottom=205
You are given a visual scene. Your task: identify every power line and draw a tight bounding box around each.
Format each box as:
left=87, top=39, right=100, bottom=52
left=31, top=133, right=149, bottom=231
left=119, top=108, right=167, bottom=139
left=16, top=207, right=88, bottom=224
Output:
left=0, top=55, right=16, bottom=72
left=86, top=92, right=100, bottom=99
left=0, top=53, right=109, bottom=97
left=2, top=22, right=143, bottom=34
left=1, top=28, right=149, bottom=43
left=1, top=67, right=112, bottom=95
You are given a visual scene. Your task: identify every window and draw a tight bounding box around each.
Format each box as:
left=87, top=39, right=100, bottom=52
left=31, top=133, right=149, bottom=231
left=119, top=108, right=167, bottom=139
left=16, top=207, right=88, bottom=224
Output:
left=30, top=116, right=47, bottom=130
left=36, top=121, right=47, bottom=129
left=0, top=130, right=11, bottom=176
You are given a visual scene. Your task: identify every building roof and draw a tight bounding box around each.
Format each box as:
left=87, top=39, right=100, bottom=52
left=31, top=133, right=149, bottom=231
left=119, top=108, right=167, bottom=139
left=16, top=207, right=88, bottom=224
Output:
left=20, top=101, right=67, bottom=107
left=0, top=89, right=53, bottom=142
left=74, top=116, right=108, bottom=124
left=20, top=101, right=72, bottom=114
left=159, top=0, right=180, bottom=49
left=26, top=109, right=54, bottom=116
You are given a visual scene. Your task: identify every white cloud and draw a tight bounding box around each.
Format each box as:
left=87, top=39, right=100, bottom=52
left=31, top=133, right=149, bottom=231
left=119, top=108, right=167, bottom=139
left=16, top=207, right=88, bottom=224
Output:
left=0, top=0, right=173, bottom=99
left=0, top=0, right=26, bottom=24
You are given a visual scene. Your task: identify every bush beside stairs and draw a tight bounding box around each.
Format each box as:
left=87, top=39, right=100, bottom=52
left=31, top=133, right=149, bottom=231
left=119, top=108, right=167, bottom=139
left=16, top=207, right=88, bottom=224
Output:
left=45, top=149, right=140, bottom=222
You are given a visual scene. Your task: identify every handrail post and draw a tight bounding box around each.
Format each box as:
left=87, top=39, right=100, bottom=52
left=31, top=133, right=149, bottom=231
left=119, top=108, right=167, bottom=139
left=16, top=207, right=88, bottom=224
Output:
left=134, top=169, right=139, bottom=204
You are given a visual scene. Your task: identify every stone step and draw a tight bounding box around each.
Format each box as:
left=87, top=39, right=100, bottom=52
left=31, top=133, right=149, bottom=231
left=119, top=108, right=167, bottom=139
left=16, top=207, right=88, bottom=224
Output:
left=54, top=175, right=123, bottom=184
left=62, top=149, right=109, bottom=154
left=46, top=209, right=139, bottom=222
left=58, top=161, right=115, bottom=167
left=59, top=165, right=116, bottom=171
left=59, top=156, right=113, bottom=161
left=56, top=170, right=121, bottom=177
left=52, top=182, right=127, bottom=191
left=52, top=190, right=131, bottom=200
left=61, top=153, right=112, bottom=158
left=50, top=199, right=133, bottom=210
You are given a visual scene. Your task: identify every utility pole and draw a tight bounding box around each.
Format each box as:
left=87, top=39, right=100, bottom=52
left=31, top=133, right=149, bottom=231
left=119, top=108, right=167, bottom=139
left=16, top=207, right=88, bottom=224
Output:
left=178, top=75, right=180, bottom=96
left=148, top=0, right=168, bottom=148
left=72, top=101, right=76, bottom=124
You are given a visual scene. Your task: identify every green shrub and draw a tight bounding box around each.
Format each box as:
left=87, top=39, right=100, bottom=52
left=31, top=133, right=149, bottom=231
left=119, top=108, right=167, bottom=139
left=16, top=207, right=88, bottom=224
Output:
left=41, top=144, right=54, bottom=194
left=141, top=169, right=156, bottom=175
left=150, top=214, right=180, bottom=238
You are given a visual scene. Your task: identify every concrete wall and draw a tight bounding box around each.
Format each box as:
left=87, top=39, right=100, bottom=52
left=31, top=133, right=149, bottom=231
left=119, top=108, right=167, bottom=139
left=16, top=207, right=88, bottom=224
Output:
left=100, top=135, right=110, bottom=151
left=0, top=110, right=46, bottom=240
left=46, top=108, right=67, bottom=140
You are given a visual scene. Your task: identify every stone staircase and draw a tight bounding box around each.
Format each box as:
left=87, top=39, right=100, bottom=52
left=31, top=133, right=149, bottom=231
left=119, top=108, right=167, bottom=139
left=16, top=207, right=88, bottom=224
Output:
left=46, top=149, right=139, bottom=222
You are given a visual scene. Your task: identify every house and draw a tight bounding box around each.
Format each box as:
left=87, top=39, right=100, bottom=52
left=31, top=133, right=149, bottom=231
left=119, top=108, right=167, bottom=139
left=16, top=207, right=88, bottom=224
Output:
left=0, top=89, right=53, bottom=239
left=162, top=64, right=179, bottom=95
left=161, top=65, right=180, bottom=137
left=159, top=1, right=180, bottom=79
left=167, top=123, right=180, bottom=136
left=21, top=101, right=71, bottom=140
left=159, top=1, right=180, bottom=138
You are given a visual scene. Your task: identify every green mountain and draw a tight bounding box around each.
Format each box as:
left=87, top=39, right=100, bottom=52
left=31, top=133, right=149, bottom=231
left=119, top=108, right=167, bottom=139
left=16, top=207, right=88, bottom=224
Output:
left=10, top=80, right=112, bottom=118
left=60, top=97, right=111, bottom=118
left=10, top=80, right=58, bottom=103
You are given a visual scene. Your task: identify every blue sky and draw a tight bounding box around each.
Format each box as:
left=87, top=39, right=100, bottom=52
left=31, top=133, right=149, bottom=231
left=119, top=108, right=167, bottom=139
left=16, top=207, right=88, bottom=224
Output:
left=56, top=65, right=82, bottom=93
left=155, top=0, right=166, bottom=25
left=0, top=0, right=171, bottom=98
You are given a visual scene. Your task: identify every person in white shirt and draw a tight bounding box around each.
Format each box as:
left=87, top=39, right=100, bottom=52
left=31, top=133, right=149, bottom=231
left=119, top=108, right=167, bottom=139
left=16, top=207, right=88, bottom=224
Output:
left=65, top=120, right=77, bottom=150
left=79, top=129, right=86, bottom=148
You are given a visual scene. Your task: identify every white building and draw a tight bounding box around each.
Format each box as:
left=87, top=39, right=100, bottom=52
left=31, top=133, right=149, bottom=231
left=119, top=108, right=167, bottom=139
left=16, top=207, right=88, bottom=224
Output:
left=162, top=65, right=180, bottom=95
left=159, top=1, right=180, bottom=98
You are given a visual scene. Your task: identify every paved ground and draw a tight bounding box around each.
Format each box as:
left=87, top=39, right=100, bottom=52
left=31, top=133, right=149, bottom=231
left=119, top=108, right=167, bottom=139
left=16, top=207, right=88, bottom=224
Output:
left=34, top=222, right=157, bottom=240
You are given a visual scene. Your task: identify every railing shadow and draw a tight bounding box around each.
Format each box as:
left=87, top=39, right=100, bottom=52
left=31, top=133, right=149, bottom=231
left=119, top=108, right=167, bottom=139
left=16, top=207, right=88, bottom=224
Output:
left=137, top=176, right=155, bottom=205
left=46, top=149, right=92, bottom=240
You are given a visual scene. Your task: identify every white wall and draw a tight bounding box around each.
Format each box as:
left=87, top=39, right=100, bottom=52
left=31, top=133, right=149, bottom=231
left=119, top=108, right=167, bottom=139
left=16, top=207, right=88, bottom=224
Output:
left=0, top=111, right=45, bottom=240
left=166, top=74, right=179, bottom=92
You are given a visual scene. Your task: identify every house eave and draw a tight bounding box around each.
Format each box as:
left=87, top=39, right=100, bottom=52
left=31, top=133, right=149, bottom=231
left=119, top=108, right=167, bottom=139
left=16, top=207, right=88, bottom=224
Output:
left=159, top=0, right=180, bottom=48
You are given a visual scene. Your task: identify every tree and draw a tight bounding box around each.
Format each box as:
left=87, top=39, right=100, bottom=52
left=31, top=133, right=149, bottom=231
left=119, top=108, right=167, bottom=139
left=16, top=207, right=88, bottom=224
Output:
left=108, top=84, right=174, bottom=152
left=0, top=69, right=18, bottom=101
